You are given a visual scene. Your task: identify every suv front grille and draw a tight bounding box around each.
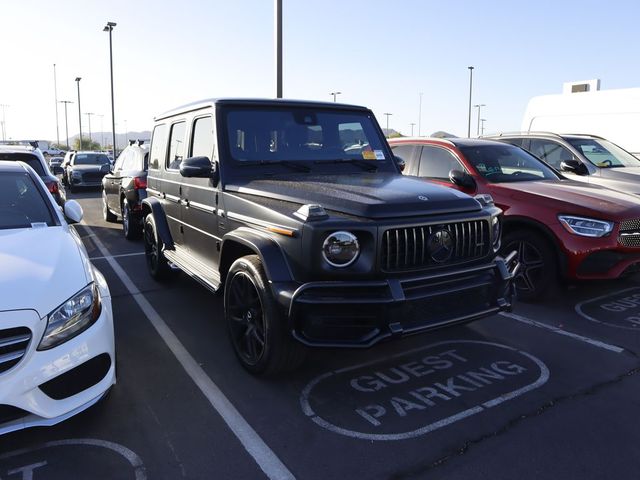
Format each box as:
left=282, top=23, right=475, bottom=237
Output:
left=0, top=327, right=31, bottom=374
left=381, top=220, right=490, bottom=272
left=619, top=218, right=640, bottom=247
left=82, top=172, right=106, bottom=183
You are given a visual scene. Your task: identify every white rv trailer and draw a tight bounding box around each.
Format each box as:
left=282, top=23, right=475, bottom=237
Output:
left=522, top=79, right=640, bottom=155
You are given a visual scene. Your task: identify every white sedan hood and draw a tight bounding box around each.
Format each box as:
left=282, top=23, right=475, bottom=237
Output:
left=0, top=226, right=91, bottom=317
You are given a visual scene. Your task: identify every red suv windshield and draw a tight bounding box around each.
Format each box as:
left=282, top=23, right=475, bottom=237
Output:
left=459, top=144, right=559, bottom=183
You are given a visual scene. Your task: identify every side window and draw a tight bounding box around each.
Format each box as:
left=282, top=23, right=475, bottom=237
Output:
left=418, top=145, right=464, bottom=180
left=390, top=145, right=416, bottom=174
left=502, top=138, right=524, bottom=147
left=123, top=150, right=139, bottom=170
left=167, top=122, right=186, bottom=170
left=529, top=139, right=574, bottom=169
left=149, top=124, right=168, bottom=171
left=115, top=149, right=130, bottom=170
left=190, top=116, right=214, bottom=158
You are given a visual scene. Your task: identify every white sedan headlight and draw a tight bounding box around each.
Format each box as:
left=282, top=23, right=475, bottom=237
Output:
left=558, top=215, right=614, bottom=238
left=38, top=283, right=102, bottom=350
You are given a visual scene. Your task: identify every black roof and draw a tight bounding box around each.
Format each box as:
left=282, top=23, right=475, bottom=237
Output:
left=156, top=98, right=370, bottom=120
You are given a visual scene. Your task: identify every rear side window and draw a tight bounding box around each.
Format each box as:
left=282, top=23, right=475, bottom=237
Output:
left=167, top=121, right=186, bottom=170
left=418, top=146, right=464, bottom=180
left=0, top=153, right=45, bottom=176
left=149, top=124, right=168, bottom=170
left=190, top=116, right=214, bottom=159
left=0, top=172, right=54, bottom=229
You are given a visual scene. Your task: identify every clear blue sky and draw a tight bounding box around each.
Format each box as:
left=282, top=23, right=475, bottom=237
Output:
left=2, top=0, right=640, bottom=143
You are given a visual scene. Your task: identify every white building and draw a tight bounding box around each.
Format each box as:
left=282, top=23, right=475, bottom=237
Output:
left=522, top=80, right=640, bottom=154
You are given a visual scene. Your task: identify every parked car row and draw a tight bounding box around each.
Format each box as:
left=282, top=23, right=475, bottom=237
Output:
left=4, top=96, right=640, bottom=435
left=389, top=137, right=640, bottom=300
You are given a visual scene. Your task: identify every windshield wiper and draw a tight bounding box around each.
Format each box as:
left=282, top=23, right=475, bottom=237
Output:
left=314, top=158, right=378, bottom=172
left=237, top=160, right=311, bottom=172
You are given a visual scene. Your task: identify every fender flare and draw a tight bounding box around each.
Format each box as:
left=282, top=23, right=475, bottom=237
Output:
left=221, top=227, right=294, bottom=283
left=141, top=197, right=174, bottom=250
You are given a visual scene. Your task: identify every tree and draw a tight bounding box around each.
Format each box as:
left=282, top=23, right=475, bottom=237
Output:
left=72, top=136, right=101, bottom=151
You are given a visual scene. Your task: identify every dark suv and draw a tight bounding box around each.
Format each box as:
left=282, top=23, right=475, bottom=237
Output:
left=142, top=98, right=517, bottom=374
left=64, top=151, right=112, bottom=192
left=486, top=132, right=640, bottom=194
left=102, top=141, right=149, bottom=239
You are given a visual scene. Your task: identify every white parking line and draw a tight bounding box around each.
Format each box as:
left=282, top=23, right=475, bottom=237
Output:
left=499, top=311, right=625, bottom=354
left=89, top=252, right=145, bottom=261
left=80, top=223, right=295, bottom=480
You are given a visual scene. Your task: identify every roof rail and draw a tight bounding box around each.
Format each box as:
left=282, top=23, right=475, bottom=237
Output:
left=482, top=131, right=609, bottom=141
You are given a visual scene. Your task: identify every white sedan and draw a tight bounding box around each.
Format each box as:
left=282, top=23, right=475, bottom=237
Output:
left=0, top=160, right=115, bottom=435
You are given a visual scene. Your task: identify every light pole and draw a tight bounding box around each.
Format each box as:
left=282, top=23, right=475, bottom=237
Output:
left=97, top=114, right=104, bottom=148
left=474, top=103, right=486, bottom=137
left=480, top=118, right=486, bottom=136
left=103, top=21, right=117, bottom=157
left=85, top=113, right=94, bottom=146
left=59, top=101, right=73, bottom=149
left=418, top=92, right=423, bottom=137
left=467, top=66, right=474, bottom=137
left=75, top=77, right=83, bottom=150
left=330, top=91, right=341, bottom=102
left=0, top=104, right=8, bottom=141
left=383, top=113, right=392, bottom=136
left=274, top=0, right=282, bottom=98
left=53, top=64, right=60, bottom=146
left=410, top=123, right=416, bottom=136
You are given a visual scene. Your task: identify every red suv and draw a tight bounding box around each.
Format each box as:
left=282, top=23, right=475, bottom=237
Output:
left=389, top=137, right=640, bottom=299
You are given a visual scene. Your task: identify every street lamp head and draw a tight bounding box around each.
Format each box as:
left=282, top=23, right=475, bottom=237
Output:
left=468, top=66, right=474, bottom=70
left=103, top=21, right=117, bottom=31
left=75, top=77, right=81, bottom=82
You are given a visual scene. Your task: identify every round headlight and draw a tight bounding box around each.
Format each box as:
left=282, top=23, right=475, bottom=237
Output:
left=492, top=216, right=501, bottom=247
left=322, top=231, right=360, bottom=267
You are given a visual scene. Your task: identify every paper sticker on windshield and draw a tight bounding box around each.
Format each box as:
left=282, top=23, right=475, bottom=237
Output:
left=362, top=150, right=376, bottom=160
left=374, top=150, right=385, bottom=160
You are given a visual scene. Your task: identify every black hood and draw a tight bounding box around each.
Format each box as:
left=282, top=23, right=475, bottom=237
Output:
left=226, top=173, right=482, bottom=219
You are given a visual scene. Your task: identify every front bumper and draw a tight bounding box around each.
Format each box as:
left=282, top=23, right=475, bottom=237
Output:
left=277, top=253, right=518, bottom=347
left=0, top=272, right=116, bottom=435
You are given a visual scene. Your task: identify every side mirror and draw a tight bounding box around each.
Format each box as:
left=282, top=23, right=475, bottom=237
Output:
left=180, top=156, right=213, bottom=178
left=393, top=155, right=406, bottom=173
left=449, top=169, right=476, bottom=189
left=52, top=165, right=64, bottom=175
left=63, top=200, right=83, bottom=224
left=560, top=159, right=588, bottom=175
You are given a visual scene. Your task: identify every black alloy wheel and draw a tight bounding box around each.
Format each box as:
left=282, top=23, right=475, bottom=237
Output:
left=122, top=200, right=142, bottom=240
left=102, top=190, right=117, bottom=222
left=224, top=255, right=305, bottom=374
left=143, top=215, right=173, bottom=280
left=226, top=271, right=267, bottom=367
left=502, top=230, right=557, bottom=301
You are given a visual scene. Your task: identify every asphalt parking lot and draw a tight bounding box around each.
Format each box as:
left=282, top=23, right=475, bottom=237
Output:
left=2, top=190, right=640, bottom=480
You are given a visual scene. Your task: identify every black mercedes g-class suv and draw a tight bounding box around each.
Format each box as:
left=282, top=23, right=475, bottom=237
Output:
left=142, top=98, right=517, bottom=374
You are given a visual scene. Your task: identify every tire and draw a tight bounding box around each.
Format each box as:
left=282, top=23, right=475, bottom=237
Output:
left=143, top=214, right=174, bottom=281
left=122, top=200, right=142, bottom=240
left=102, top=190, right=117, bottom=222
left=501, top=230, right=558, bottom=301
left=224, top=255, right=306, bottom=374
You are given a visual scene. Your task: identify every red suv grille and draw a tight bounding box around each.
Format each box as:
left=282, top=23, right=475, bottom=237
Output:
left=619, top=218, right=640, bottom=247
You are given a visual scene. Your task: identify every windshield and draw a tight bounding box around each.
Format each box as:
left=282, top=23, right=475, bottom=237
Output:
left=565, top=137, right=640, bottom=168
left=74, top=153, right=111, bottom=165
left=0, top=152, right=46, bottom=176
left=460, top=144, right=559, bottom=183
left=0, top=171, right=54, bottom=229
left=224, top=106, right=389, bottom=167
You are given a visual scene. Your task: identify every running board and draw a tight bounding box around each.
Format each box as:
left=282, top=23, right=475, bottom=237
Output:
left=164, top=246, right=221, bottom=293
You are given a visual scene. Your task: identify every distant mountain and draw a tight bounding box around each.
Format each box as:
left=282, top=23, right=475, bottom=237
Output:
left=64, top=131, right=152, bottom=149
left=430, top=131, right=458, bottom=138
